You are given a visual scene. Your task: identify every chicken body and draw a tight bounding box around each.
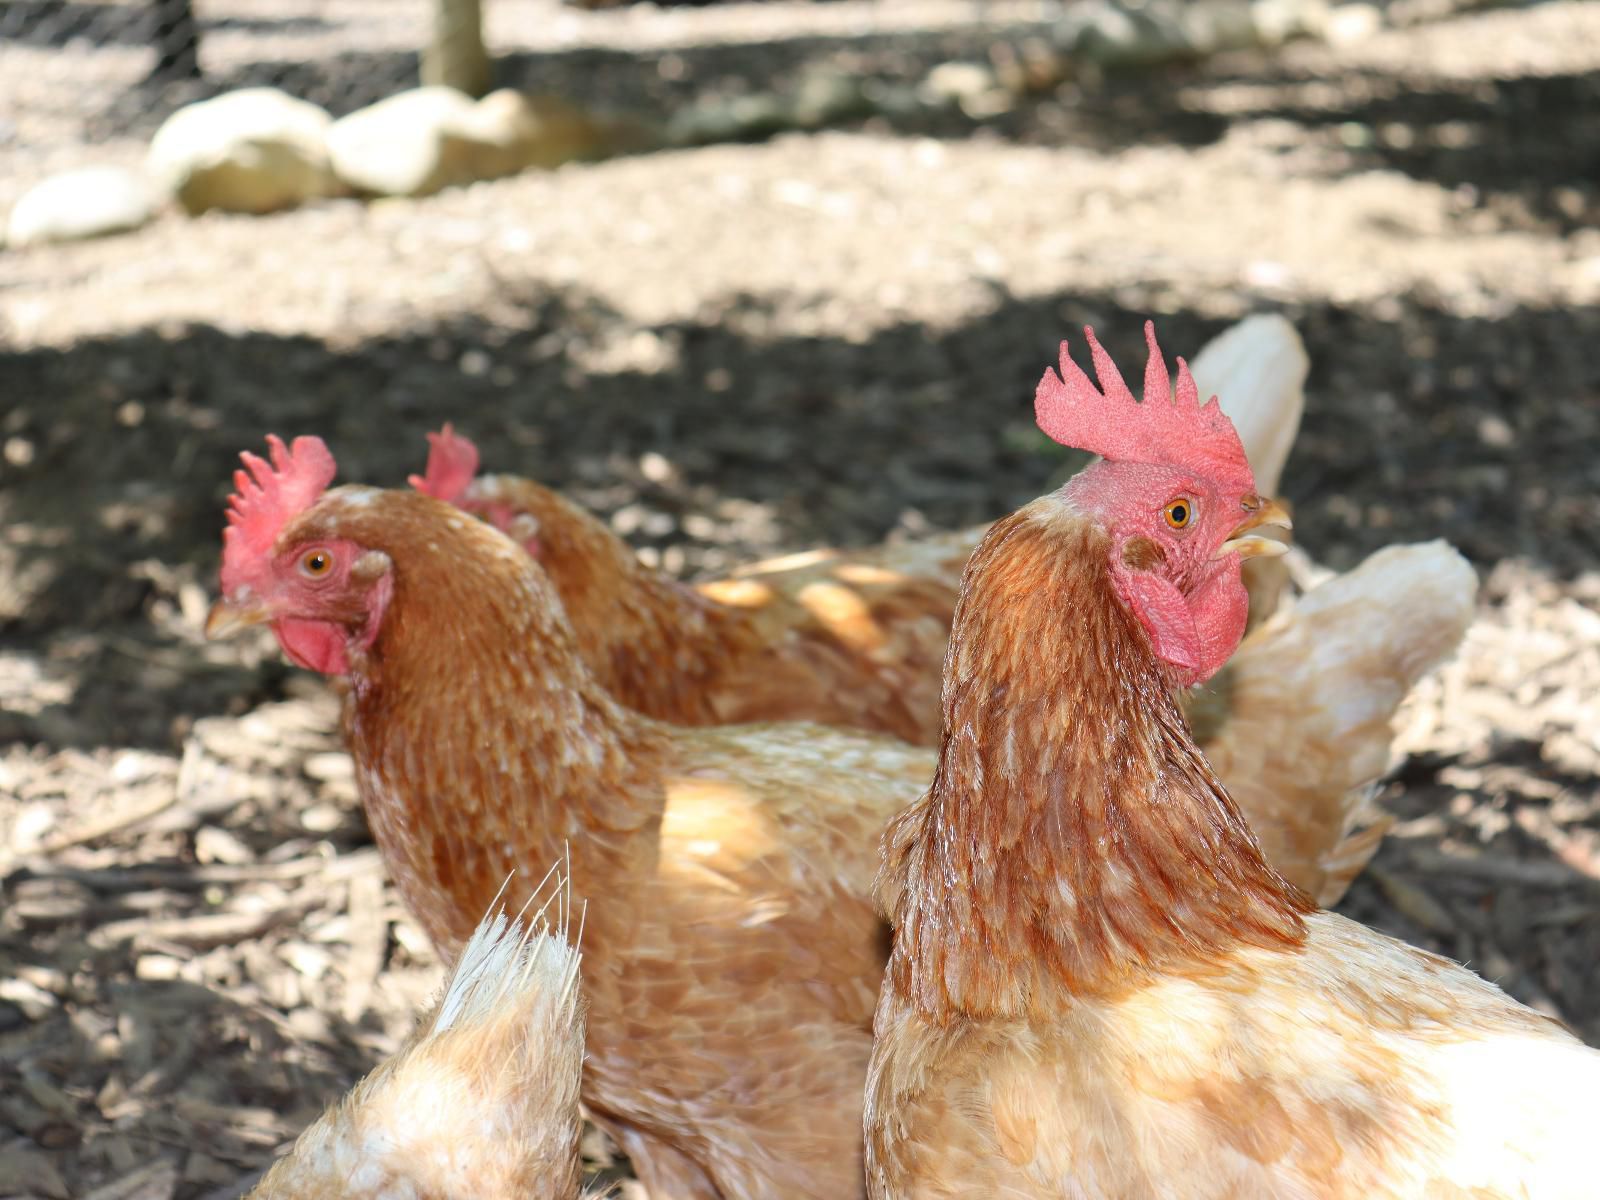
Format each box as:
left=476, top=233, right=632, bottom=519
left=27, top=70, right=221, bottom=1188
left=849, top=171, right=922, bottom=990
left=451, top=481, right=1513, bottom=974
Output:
left=871, top=910, right=1598, bottom=1199
left=867, top=497, right=1600, bottom=1200
left=251, top=906, right=587, bottom=1200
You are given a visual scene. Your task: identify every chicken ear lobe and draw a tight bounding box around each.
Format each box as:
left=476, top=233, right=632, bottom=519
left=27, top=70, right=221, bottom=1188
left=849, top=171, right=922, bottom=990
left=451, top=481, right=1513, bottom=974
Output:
left=1114, top=568, right=1203, bottom=686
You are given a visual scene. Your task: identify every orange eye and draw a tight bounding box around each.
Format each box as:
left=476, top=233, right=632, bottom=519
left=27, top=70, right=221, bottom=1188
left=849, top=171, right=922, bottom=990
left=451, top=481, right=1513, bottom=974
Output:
left=300, top=549, right=334, bottom=578
left=1163, top=499, right=1194, bottom=529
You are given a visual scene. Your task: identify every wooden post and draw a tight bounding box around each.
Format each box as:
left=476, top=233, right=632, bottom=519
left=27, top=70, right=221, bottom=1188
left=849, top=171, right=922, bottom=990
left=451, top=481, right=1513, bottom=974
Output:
left=148, top=0, right=202, bottom=80
left=421, top=0, right=493, bottom=97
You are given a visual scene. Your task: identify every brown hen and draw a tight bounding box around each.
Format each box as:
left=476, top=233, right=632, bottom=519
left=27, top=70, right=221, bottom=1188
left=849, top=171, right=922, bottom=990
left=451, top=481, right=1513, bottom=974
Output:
left=866, top=326, right=1598, bottom=1200
left=207, top=443, right=923, bottom=1198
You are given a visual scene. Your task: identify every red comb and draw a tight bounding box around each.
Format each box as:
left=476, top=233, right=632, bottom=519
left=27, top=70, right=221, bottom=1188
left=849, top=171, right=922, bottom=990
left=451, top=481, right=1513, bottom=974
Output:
left=220, top=435, right=337, bottom=591
left=408, top=423, right=480, bottom=503
left=1034, top=321, right=1254, bottom=492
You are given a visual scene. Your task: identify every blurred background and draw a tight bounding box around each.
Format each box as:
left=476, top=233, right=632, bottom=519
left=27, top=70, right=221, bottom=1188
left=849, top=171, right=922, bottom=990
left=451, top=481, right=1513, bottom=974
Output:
left=2, top=1, right=1599, bottom=1196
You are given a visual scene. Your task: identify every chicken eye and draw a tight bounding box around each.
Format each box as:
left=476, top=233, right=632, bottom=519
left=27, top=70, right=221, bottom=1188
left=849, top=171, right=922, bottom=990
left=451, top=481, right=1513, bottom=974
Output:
left=300, top=549, right=334, bottom=578
left=1163, top=499, right=1194, bottom=530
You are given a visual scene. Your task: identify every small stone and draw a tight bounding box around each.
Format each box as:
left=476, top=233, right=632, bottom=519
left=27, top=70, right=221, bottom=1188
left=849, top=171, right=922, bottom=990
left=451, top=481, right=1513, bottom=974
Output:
left=6, top=166, right=153, bottom=247
left=195, top=825, right=254, bottom=865
left=639, top=451, right=674, bottom=484
left=10, top=801, right=55, bottom=852
left=300, top=804, right=343, bottom=833
left=282, top=942, right=332, bottom=980
left=304, top=752, right=354, bottom=783
left=922, top=62, right=1001, bottom=105
left=1338, top=121, right=1374, bottom=148
left=135, top=955, right=183, bottom=981
left=1325, top=2, right=1382, bottom=45
left=0, top=977, right=56, bottom=1021
left=1476, top=414, right=1514, bottom=448
left=3, top=435, right=34, bottom=466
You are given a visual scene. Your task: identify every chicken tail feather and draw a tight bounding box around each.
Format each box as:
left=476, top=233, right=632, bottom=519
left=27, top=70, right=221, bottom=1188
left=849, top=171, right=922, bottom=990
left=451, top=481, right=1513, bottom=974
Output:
left=250, top=874, right=587, bottom=1199
left=1197, top=539, right=1477, bottom=907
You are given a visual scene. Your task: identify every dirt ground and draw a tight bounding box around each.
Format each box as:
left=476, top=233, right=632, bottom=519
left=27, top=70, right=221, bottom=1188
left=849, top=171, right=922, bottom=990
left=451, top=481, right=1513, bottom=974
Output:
left=2, top=1, right=1599, bottom=1196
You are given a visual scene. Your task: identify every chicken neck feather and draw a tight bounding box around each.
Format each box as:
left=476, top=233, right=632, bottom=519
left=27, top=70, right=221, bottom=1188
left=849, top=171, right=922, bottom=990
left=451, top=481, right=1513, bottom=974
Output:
left=881, top=497, right=1314, bottom=1019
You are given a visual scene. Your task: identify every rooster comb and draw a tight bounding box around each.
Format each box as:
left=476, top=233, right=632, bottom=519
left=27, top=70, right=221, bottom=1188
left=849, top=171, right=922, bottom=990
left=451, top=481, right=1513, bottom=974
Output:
left=221, top=435, right=337, bottom=587
left=1034, top=321, right=1253, bottom=492
left=408, top=423, right=480, bottom=503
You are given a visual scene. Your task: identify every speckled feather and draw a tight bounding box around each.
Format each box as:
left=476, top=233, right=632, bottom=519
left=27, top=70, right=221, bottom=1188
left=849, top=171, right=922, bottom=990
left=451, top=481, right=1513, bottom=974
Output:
left=866, top=497, right=1600, bottom=1200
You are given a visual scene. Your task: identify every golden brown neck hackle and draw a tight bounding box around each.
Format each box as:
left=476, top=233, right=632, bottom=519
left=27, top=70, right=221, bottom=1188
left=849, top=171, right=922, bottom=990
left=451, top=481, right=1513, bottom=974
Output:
left=289, top=489, right=668, bottom=953
left=881, top=496, right=1313, bottom=1020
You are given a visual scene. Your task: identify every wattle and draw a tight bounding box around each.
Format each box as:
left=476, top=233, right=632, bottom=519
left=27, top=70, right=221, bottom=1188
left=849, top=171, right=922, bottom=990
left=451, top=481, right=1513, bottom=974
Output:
left=273, top=617, right=352, bottom=676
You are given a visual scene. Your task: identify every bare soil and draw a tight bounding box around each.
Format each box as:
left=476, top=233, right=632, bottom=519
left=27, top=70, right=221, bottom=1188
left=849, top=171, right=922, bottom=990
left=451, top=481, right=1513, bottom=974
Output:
left=2, top=2, right=1599, bottom=1196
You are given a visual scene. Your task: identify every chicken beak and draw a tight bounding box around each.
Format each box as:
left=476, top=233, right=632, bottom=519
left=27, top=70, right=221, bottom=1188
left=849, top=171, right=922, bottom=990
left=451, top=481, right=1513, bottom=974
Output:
left=204, top=596, right=273, bottom=640
left=1217, top=496, right=1293, bottom=560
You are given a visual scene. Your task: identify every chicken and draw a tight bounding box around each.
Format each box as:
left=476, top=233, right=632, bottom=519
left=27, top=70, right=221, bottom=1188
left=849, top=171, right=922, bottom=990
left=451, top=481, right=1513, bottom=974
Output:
left=251, top=896, right=586, bottom=1199
left=407, top=316, right=1307, bottom=745
left=410, top=420, right=970, bottom=744
left=865, top=324, right=1600, bottom=1200
left=205, top=435, right=927, bottom=1198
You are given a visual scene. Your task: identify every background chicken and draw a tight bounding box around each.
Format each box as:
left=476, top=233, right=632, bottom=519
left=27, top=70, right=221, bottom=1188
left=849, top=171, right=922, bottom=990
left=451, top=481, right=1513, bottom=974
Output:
left=250, top=897, right=586, bottom=1200
left=867, top=326, right=1599, bottom=1200
left=1190, top=541, right=1476, bottom=904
